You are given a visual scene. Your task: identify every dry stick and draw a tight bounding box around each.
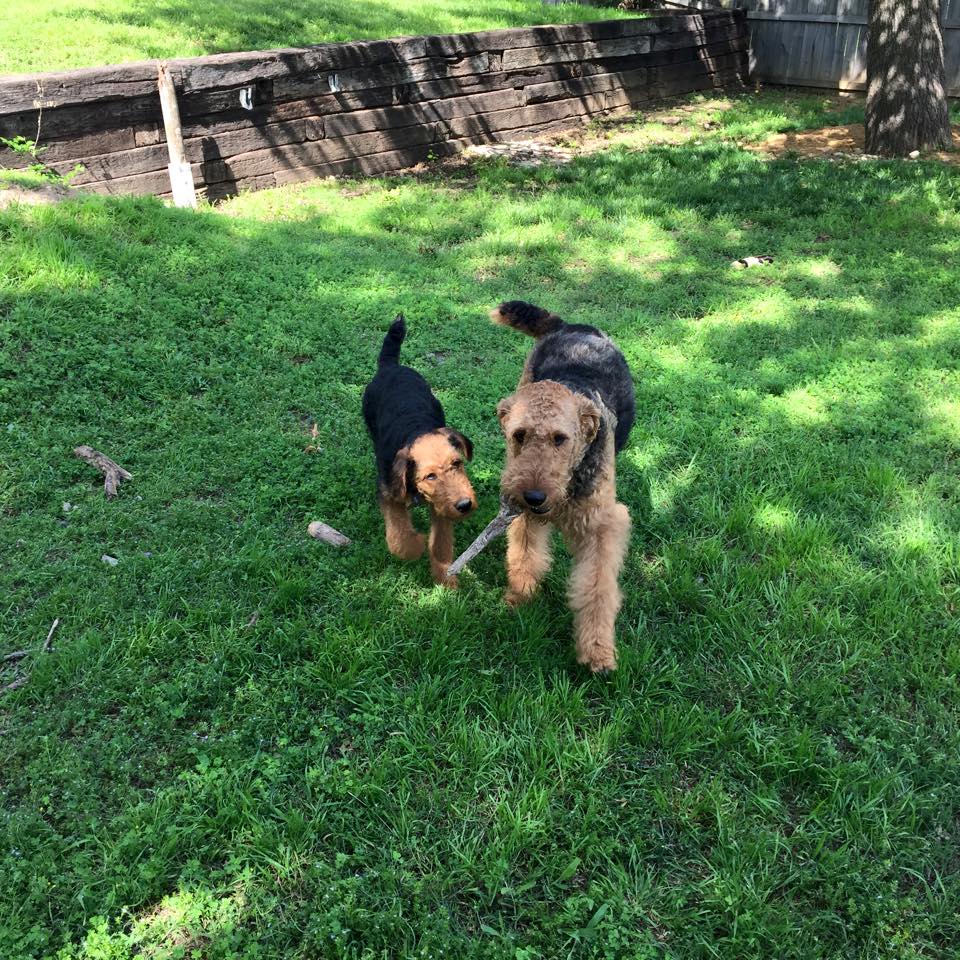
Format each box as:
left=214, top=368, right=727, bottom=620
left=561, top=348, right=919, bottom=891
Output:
left=447, top=499, right=520, bottom=578
left=1, top=618, right=59, bottom=696
left=73, top=446, right=133, bottom=499
left=42, top=617, right=60, bottom=653
left=3, top=619, right=59, bottom=663
left=0, top=676, right=28, bottom=695
left=158, top=63, right=198, bottom=209
left=307, top=521, right=352, bottom=547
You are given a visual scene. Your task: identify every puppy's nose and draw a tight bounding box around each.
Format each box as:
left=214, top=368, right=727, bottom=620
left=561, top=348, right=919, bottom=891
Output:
left=522, top=490, right=547, bottom=507
left=456, top=498, right=473, bottom=514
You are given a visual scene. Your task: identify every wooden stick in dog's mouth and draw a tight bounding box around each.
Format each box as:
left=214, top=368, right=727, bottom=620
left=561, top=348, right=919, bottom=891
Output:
left=447, top=498, right=521, bottom=577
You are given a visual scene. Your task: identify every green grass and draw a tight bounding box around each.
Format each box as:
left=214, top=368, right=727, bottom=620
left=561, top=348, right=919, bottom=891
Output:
left=2, top=91, right=960, bottom=959
left=0, top=0, right=627, bottom=75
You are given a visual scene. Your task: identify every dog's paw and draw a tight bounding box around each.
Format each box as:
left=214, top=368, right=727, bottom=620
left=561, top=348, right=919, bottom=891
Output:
left=434, top=572, right=459, bottom=590
left=578, top=650, right=617, bottom=675
left=504, top=587, right=532, bottom=607
left=389, top=533, right=426, bottom=561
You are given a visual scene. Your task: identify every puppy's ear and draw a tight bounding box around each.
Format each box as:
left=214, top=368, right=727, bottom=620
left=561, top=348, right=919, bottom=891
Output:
left=390, top=447, right=418, bottom=501
left=444, top=428, right=474, bottom=461
left=577, top=396, right=601, bottom=444
left=496, top=396, right=515, bottom=432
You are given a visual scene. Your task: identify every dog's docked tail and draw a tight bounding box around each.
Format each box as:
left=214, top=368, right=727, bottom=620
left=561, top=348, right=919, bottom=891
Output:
left=378, top=314, right=407, bottom=366
left=490, top=300, right=564, bottom=338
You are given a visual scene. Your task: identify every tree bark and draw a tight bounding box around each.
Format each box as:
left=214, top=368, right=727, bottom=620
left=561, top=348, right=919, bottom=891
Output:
left=865, top=0, right=952, bottom=156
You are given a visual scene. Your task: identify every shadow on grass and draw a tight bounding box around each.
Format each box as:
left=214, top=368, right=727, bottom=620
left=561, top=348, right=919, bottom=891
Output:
left=1, top=131, right=959, bottom=958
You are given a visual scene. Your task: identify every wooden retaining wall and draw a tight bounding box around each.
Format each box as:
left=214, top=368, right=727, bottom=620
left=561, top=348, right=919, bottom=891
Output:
left=0, top=12, right=748, bottom=200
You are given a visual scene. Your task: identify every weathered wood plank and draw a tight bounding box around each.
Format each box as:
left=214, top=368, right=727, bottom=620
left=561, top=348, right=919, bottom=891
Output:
left=52, top=117, right=321, bottom=183
left=444, top=94, right=606, bottom=140
left=272, top=139, right=461, bottom=187
left=82, top=165, right=199, bottom=197
left=1, top=125, right=136, bottom=168
left=0, top=66, right=183, bottom=113
left=522, top=68, right=646, bottom=106
left=314, top=52, right=495, bottom=95
left=503, top=35, right=652, bottom=70
left=502, top=16, right=743, bottom=69
left=322, top=89, right=525, bottom=138
left=0, top=95, right=160, bottom=141
left=203, top=121, right=444, bottom=183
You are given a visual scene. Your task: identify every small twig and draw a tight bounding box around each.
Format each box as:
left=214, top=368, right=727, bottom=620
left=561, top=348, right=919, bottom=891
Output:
left=447, top=498, right=520, bottom=578
left=42, top=617, right=60, bottom=653
left=3, top=619, right=58, bottom=663
left=0, top=676, right=28, bottom=695
left=1, top=618, right=60, bottom=696
left=73, top=445, right=133, bottom=499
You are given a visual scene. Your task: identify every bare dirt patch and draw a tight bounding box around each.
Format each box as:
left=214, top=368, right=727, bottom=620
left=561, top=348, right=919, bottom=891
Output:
left=748, top=122, right=960, bottom=163
left=0, top=180, right=77, bottom=208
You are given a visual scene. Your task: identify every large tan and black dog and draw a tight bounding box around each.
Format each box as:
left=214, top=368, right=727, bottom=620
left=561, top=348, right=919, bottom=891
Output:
left=363, top=316, right=477, bottom=588
left=493, top=301, right=636, bottom=673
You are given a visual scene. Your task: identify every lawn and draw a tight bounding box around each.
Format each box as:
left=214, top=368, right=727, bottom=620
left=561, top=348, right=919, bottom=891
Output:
left=2, top=91, right=960, bottom=959
left=0, top=0, right=627, bottom=75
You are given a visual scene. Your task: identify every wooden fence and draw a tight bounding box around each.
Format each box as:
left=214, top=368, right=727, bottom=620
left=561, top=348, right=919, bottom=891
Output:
left=677, top=0, right=960, bottom=94
left=0, top=12, right=748, bottom=200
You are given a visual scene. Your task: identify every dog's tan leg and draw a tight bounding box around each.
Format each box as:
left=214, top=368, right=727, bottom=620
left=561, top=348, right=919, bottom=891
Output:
left=380, top=497, right=425, bottom=560
left=505, top=513, right=553, bottom=606
left=428, top=511, right=457, bottom=588
left=566, top=502, right=630, bottom=673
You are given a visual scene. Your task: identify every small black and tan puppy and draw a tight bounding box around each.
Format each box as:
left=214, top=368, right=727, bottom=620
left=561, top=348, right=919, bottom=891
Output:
left=362, top=316, right=477, bottom=587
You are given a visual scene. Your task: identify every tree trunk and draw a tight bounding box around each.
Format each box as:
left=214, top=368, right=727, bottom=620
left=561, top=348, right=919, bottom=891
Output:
left=865, top=0, right=953, bottom=156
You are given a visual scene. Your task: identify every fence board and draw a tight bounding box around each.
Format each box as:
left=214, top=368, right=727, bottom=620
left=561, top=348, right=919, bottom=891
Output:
left=682, top=0, right=959, bottom=93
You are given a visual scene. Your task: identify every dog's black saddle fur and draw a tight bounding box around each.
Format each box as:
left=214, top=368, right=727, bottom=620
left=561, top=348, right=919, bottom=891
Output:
left=525, top=322, right=635, bottom=500
left=527, top=322, right=636, bottom=456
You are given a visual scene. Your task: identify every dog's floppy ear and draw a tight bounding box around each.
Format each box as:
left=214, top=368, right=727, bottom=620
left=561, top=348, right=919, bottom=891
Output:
left=444, top=428, right=474, bottom=461
left=390, top=447, right=418, bottom=502
left=577, top=395, right=601, bottom=444
left=496, top=396, right=515, bottom=432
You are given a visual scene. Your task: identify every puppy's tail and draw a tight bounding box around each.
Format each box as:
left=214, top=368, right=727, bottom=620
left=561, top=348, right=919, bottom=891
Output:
left=378, top=314, right=406, bottom=366
left=490, top=300, right=564, bottom=338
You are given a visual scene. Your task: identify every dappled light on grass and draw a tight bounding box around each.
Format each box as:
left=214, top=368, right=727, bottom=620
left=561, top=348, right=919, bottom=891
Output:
left=2, top=90, right=959, bottom=958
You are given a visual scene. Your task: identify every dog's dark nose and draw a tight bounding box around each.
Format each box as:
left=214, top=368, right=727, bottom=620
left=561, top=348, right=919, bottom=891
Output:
left=523, top=490, right=547, bottom=507
left=456, top=498, right=473, bottom=514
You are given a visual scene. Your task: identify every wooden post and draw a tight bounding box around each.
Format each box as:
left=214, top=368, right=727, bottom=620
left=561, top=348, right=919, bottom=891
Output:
left=157, top=62, right=197, bottom=208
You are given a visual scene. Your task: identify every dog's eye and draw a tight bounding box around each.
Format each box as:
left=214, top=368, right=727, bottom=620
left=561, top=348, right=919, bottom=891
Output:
left=513, top=430, right=526, bottom=446
left=452, top=459, right=462, bottom=469
left=425, top=473, right=437, bottom=482
left=553, top=434, right=568, bottom=447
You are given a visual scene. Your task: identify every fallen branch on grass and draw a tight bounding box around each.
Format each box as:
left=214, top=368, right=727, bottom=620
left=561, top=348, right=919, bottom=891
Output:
left=0, top=676, right=29, bottom=695
left=447, top=499, right=520, bottom=578
left=307, top=521, right=351, bottom=547
left=1, top=618, right=59, bottom=696
left=73, top=446, right=133, bottom=498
